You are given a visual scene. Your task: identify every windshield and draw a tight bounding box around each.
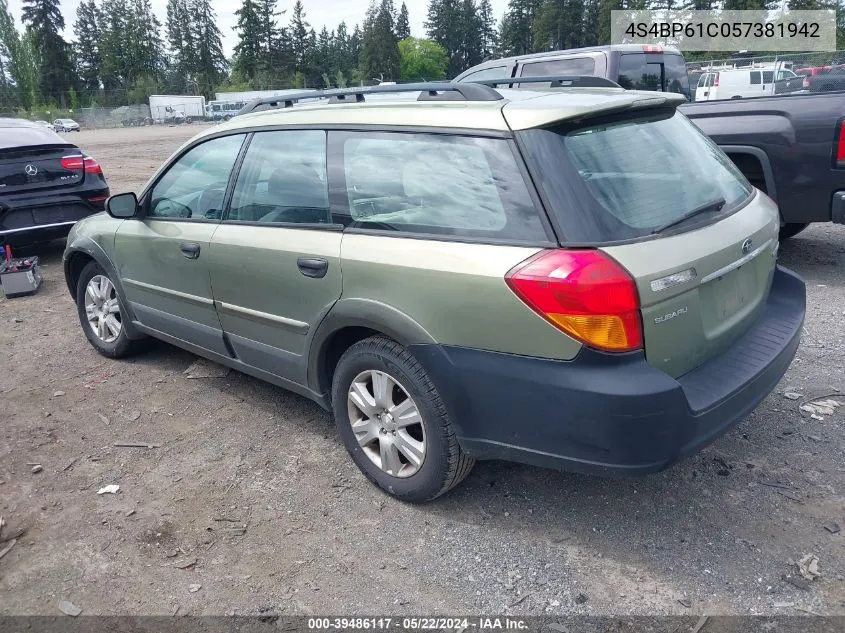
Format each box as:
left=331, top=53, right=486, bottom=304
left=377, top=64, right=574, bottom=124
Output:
left=518, top=109, right=754, bottom=243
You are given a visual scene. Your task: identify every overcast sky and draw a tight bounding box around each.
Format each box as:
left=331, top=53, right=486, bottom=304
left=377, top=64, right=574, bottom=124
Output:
left=7, top=0, right=509, bottom=58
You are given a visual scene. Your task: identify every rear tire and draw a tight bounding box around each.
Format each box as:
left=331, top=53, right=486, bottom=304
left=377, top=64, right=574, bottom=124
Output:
left=75, top=261, right=148, bottom=359
left=331, top=336, right=474, bottom=503
left=779, top=222, right=810, bottom=240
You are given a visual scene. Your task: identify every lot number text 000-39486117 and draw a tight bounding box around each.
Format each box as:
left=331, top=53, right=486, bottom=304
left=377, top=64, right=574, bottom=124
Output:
left=611, top=9, right=836, bottom=52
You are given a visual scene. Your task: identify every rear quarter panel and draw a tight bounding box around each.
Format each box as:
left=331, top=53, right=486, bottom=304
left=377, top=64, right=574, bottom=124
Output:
left=339, top=234, right=584, bottom=360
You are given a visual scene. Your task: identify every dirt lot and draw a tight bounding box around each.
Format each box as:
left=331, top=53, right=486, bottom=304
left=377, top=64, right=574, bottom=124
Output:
left=1, top=125, right=843, bottom=617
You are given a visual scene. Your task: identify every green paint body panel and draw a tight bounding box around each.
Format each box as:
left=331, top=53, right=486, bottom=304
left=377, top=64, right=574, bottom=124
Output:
left=206, top=224, right=343, bottom=381
left=63, top=90, right=784, bottom=397
left=114, top=219, right=222, bottom=330
left=602, top=190, right=781, bottom=378
left=338, top=234, right=583, bottom=360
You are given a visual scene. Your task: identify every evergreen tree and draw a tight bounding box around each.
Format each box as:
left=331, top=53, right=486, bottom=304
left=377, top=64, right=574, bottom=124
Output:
left=73, top=0, right=101, bottom=93
left=498, top=0, right=539, bottom=56
left=595, top=0, right=620, bottom=44
left=316, top=25, right=332, bottom=82
left=426, top=0, right=487, bottom=76
left=0, top=0, right=37, bottom=108
left=130, top=0, right=165, bottom=79
left=360, top=0, right=400, bottom=82
left=396, top=2, right=411, bottom=39
left=463, top=0, right=485, bottom=70
left=21, top=0, right=74, bottom=103
left=233, top=0, right=263, bottom=81
left=532, top=0, right=585, bottom=51
left=289, top=0, right=310, bottom=75
left=189, top=0, right=228, bottom=96
left=165, top=0, right=193, bottom=90
left=258, top=0, right=286, bottom=82
left=581, top=0, right=600, bottom=47
left=99, top=0, right=130, bottom=94
left=478, top=0, right=497, bottom=59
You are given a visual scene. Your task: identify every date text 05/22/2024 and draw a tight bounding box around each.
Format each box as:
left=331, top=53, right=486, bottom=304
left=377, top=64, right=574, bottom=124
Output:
left=307, top=617, right=529, bottom=630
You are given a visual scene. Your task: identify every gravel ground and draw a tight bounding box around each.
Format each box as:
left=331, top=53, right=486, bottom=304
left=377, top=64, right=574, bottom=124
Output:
left=0, top=125, right=843, bottom=618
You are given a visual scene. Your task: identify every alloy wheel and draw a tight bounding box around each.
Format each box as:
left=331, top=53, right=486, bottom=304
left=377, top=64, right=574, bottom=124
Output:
left=85, top=275, right=122, bottom=343
left=347, top=369, right=426, bottom=478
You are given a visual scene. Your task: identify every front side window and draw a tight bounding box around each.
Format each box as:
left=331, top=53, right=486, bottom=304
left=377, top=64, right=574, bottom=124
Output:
left=336, top=132, right=548, bottom=242
left=518, top=109, right=754, bottom=243
left=228, top=130, right=329, bottom=224
left=762, top=70, right=774, bottom=83
left=148, top=134, right=246, bottom=220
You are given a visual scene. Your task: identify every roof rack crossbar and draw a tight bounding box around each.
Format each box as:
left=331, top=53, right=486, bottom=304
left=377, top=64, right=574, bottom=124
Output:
left=469, top=75, right=623, bottom=89
left=236, top=82, right=503, bottom=116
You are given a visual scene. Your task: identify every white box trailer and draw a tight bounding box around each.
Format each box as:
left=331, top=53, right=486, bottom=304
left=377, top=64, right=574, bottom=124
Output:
left=148, top=95, right=207, bottom=124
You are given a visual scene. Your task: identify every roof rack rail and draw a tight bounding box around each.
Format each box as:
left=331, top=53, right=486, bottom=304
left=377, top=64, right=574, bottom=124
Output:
left=469, top=75, right=623, bottom=89
left=235, top=82, right=503, bottom=116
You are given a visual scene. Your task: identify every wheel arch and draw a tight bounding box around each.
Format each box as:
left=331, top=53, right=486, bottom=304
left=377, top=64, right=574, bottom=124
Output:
left=720, top=145, right=778, bottom=203
left=307, top=298, right=437, bottom=400
left=63, top=238, right=145, bottom=340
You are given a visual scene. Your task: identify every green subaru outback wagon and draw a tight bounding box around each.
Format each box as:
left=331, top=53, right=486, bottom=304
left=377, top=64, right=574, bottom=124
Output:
left=63, top=80, right=806, bottom=502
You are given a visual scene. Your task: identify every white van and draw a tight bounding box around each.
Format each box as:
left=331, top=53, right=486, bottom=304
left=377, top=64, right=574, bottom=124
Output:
left=695, top=67, right=800, bottom=101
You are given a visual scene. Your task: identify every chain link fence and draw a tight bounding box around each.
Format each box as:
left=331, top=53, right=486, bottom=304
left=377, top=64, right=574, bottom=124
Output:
left=0, top=101, right=218, bottom=129
left=686, top=50, right=845, bottom=101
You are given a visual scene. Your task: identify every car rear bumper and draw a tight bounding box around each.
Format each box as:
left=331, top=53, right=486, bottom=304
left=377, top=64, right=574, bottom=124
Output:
left=0, top=191, right=107, bottom=244
left=409, top=265, right=806, bottom=476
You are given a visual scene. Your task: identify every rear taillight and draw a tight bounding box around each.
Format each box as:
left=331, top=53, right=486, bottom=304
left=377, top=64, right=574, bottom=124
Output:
left=642, top=45, right=663, bottom=53
left=505, top=249, right=643, bottom=353
left=714, top=73, right=720, bottom=87
left=61, top=155, right=102, bottom=174
left=803, top=77, right=810, bottom=89
left=83, top=156, right=102, bottom=174
left=835, top=121, right=845, bottom=168
left=61, top=155, right=84, bottom=170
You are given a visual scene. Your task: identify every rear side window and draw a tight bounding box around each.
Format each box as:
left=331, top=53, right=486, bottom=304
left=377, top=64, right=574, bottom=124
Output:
left=518, top=110, right=754, bottom=243
left=334, top=132, right=548, bottom=243
left=519, top=57, right=597, bottom=88
left=617, top=53, right=690, bottom=99
left=664, top=54, right=691, bottom=98
left=617, top=53, right=661, bottom=91
left=460, top=66, right=510, bottom=82
left=750, top=71, right=761, bottom=84
left=762, top=70, right=774, bottom=83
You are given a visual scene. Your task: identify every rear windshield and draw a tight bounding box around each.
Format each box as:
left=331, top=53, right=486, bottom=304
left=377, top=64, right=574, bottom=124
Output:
left=518, top=109, right=754, bottom=243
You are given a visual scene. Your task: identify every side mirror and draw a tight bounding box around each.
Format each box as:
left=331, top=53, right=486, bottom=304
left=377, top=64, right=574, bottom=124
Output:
left=106, top=192, right=139, bottom=219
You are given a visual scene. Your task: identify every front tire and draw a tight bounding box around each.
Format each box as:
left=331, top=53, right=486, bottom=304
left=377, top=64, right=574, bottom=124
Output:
left=75, top=261, right=148, bottom=358
left=331, top=336, right=474, bottom=503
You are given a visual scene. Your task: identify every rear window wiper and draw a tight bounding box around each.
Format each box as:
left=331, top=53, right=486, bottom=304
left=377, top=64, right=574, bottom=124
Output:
left=651, top=197, right=726, bottom=235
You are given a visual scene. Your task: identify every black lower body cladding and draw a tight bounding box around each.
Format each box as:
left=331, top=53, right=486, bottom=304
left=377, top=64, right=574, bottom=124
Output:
left=409, top=266, right=806, bottom=475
